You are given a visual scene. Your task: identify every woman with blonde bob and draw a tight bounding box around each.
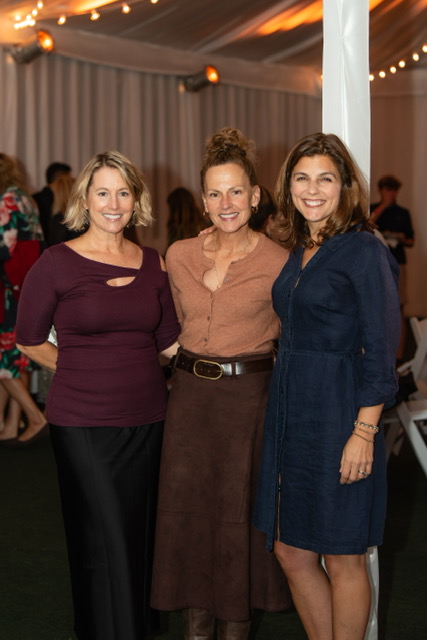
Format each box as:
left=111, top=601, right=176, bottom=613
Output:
left=16, top=150, right=180, bottom=640
left=254, top=133, right=401, bottom=640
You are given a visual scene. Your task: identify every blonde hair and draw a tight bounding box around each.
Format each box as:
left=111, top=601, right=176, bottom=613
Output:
left=275, top=132, right=372, bottom=250
left=64, top=150, right=153, bottom=231
left=51, top=173, right=75, bottom=216
left=200, top=127, right=258, bottom=191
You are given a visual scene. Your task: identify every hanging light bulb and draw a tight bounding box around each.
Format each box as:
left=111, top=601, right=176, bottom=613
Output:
left=57, top=15, right=67, bottom=25
left=91, top=9, right=100, bottom=21
left=122, top=3, right=131, bottom=13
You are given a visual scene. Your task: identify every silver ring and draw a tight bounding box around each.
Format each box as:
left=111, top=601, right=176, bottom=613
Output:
left=358, top=470, right=368, bottom=477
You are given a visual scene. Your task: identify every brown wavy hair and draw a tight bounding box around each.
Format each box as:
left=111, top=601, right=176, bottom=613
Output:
left=275, top=132, right=373, bottom=250
left=0, top=152, right=26, bottom=194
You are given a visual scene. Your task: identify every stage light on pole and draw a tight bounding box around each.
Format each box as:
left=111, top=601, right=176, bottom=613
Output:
left=9, top=29, right=54, bottom=64
left=183, top=65, right=220, bottom=92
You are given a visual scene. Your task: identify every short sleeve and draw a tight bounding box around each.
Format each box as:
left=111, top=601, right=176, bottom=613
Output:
left=15, top=250, right=58, bottom=346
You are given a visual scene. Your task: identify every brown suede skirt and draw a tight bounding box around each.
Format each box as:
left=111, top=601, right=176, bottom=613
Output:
left=151, top=350, right=291, bottom=621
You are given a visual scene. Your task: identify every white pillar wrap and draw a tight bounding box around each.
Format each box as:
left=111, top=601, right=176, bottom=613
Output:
left=322, top=0, right=371, bottom=181
left=322, top=3, right=378, bottom=639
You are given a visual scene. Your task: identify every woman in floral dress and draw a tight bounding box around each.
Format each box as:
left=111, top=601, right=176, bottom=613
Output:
left=0, top=152, right=47, bottom=445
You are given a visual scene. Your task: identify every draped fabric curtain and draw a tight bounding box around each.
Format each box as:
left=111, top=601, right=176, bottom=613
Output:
left=0, top=48, right=321, bottom=252
left=371, top=90, right=427, bottom=319
left=1, top=47, right=426, bottom=315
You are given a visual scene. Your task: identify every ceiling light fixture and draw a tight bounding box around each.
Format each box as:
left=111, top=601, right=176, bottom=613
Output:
left=183, top=65, right=220, bottom=92
left=9, top=29, right=54, bottom=64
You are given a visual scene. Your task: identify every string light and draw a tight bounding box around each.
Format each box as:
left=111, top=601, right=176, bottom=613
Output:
left=13, top=1, right=160, bottom=31
left=370, top=44, right=427, bottom=82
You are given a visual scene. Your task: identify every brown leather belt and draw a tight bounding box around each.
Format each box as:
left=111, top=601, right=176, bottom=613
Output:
left=174, top=351, right=274, bottom=380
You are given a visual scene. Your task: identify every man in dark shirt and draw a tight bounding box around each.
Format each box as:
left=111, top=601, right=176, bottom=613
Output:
left=33, top=161, right=72, bottom=243
left=370, top=174, right=414, bottom=360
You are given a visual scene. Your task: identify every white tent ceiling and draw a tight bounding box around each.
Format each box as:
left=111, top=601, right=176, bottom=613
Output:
left=1, top=0, right=427, bottom=84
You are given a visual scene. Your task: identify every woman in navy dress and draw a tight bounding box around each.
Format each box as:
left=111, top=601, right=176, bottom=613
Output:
left=254, top=133, right=401, bottom=640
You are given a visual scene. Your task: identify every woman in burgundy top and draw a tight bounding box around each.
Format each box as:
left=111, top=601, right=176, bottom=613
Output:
left=16, top=151, right=180, bottom=640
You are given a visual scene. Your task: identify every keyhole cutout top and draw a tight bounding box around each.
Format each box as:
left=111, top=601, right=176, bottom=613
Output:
left=106, top=276, right=136, bottom=287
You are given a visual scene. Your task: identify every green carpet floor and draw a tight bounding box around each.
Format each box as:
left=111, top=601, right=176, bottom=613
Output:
left=1, top=432, right=426, bottom=639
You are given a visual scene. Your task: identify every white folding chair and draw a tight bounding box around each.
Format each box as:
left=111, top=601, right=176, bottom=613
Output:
left=392, top=317, right=427, bottom=477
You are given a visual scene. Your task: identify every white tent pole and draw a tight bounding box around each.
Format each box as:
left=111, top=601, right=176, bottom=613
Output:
left=322, top=3, right=378, bottom=640
left=322, top=0, right=370, bottom=181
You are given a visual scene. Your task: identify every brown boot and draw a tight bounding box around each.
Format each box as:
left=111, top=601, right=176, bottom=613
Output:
left=216, top=619, right=251, bottom=640
left=183, top=608, right=215, bottom=640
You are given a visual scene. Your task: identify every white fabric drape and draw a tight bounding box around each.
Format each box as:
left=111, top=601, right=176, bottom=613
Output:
left=322, top=3, right=378, bottom=639
left=0, top=44, right=426, bottom=314
left=322, top=0, right=370, bottom=178
left=0, top=47, right=321, bottom=252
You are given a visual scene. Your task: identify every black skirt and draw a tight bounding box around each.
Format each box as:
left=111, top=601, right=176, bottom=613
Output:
left=50, top=422, right=163, bottom=640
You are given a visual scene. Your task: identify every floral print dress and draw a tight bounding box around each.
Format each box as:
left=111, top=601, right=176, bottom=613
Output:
left=0, top=186, right=43, bottom=378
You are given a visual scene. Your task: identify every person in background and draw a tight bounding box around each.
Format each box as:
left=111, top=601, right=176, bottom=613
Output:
left=151, top=127, right=291, bottom=640
left=254, top=133, right=401, bottom=640
left=249, top=184, right=279, bottom=239
left=166, top=186, right=207, bottom=248
left=0, top=152, right=47, bottom=446
left=15, top=150, right=180, bottom=640
left=48, top=173, right=80, bottom=245
left=33, top=161, right=72, bottom=244
left=370, top=174, right=414, bottom=361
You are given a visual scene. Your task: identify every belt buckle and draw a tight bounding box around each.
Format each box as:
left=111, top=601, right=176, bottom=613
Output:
left=193, top=359, right=223, bottom=380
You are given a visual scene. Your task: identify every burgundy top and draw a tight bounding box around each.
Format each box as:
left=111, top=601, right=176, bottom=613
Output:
left=16, top=243, right=180, bottom=427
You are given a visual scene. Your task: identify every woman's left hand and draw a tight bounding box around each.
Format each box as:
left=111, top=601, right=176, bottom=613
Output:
left=339, top=433, right=374, bottom=485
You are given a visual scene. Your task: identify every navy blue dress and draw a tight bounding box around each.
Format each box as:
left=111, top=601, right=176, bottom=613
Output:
left=254, top=229, right=401, bottom=555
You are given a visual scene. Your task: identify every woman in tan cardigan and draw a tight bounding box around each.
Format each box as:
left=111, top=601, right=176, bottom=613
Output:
left=151, top=128, right=291, bottom=639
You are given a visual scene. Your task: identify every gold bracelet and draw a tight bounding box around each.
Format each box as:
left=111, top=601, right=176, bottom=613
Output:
left=352, top=430, right=375, bottom=444
left=354, top=420, right=380, bottom=433
left=354, top=425, right=376, bottom=437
